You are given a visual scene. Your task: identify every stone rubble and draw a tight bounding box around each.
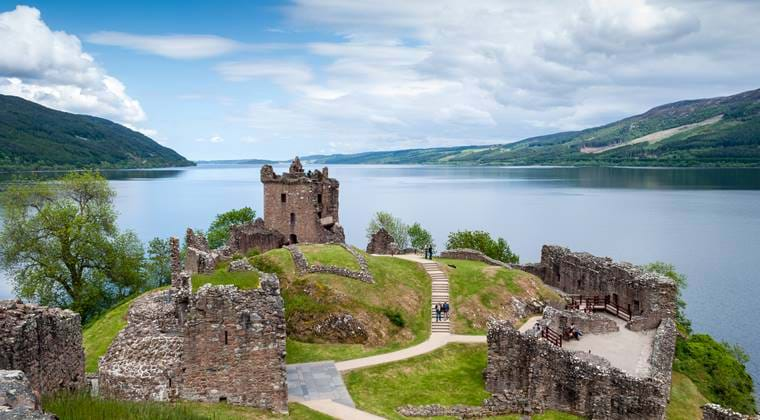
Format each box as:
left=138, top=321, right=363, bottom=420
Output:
left=0, top=370, right=54, bottom=420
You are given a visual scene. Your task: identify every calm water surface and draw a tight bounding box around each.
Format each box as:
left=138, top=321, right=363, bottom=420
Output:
left=1, top=164, right=760, bottom=389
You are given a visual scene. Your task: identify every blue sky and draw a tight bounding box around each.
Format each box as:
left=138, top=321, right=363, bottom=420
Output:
left=1, top=1, right=759, bottom=161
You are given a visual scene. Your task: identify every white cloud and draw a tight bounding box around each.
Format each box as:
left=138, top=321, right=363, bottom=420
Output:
left=216, top=0, right=758, bottom=155
left=0, top=6, right=145, bottom=123
left=88, top=32, right=243, bottom=59
left=196, top=135, right=224, bottom=143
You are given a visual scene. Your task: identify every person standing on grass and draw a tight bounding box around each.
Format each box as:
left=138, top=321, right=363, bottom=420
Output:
left=434, top=303, right=442, bottom=322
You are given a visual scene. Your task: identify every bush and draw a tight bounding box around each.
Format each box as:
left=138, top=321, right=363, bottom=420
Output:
left=445, top=230, right=519, bottom=264
left=206, top=207, right=256, bottom=249
left=408, top=223, right=434, bottom=251
left=383, top=309, right=406, bottom=328
left=674, top=334, right=757, bottom=414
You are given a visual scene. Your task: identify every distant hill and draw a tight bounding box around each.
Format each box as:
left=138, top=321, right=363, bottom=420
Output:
left=301, top=88, right=760, bottom=167
left=0, top=95, right=193, bottom=170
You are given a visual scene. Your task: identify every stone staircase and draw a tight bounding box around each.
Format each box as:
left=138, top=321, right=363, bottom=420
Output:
left=421, top=260, right=451, bottom=334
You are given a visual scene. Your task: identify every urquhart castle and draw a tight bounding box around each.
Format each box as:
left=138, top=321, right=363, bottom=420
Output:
left=0, top=158, right=754, bottom=419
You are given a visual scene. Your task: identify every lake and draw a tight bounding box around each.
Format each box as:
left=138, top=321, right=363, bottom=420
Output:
left=1, top=164, right=760, bottom=389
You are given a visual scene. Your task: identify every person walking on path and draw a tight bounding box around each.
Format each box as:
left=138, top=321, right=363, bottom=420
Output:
left=434, top=303, right=442, bottom=322
left=443, top=302, right=450, bottom=320
left=428, top=245, right=434, bottom=260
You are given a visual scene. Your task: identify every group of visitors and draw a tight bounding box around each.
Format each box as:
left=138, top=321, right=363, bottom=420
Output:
left=434, top=302, right=449, bottom=322
left=424, top=245, right=434, bottom=260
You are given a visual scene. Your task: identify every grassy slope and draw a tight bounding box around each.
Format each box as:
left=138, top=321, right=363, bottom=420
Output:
left=43, top=393, right=332, bottom=420
left=191, top=263, right=260, bottom=292
left=438, top=258, right=563, bottom=335
left=300, top=244, right=361, bottom=271
left=256, top=247, right=430, bottom=363
left=667, top=372, right=709, bottom=420
left=344, top=343, right=580, bottom=420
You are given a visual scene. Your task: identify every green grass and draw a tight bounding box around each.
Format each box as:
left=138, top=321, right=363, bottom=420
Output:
left=437, top=258, right=562, bottom=335
left=299, top=244, right=361, bottom=271
left=673, top=334, right=757, bottom=414
left=82, top=289, right=168, bottom=373
left=284, top=254, right=431, bottom=363
left=43, top=393, right=333, bottom=419
left=344, top=343, right=581, bottom=420
left=191, top=267, right=260, bottom=292
left=666, top=372, right=709, bottom=420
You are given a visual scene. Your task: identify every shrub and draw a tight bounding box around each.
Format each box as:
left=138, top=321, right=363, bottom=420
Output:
left=383, top=309, right=406, bottom=328
left=408, top=223, right=434, bottom=251
left=445, top=230, right=519, bottom=264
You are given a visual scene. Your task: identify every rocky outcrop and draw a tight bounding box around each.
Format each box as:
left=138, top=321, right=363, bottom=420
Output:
left=440, top=248, right=512, bottom=268
left=0, top=370, right=54, bottom=419
left=313, top=313, right=368, bottom=344
left=227, top=218, right=286, bottom=255
left=366, top=228, right=398, bottom=255
left=0, top=300, right=84, bottom=396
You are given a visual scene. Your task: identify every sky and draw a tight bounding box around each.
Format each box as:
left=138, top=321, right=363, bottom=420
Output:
left=0, top=0, right=758, bottom=161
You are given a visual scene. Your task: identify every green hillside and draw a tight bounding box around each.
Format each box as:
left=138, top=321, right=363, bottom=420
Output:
left=0, top=94, right=193, bottom=170
left=302, top=88, right=760, bottom=167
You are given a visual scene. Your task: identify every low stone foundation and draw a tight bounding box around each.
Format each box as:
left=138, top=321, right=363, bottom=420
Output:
left=0, top=300, right=84, bottom=396
left=287, top=244, right=374, bottom=283
left=702, top=403, right=760, bottom=420
left=440, top=249, right=511, bottom=269
left=227, top=218, right=286, bottom=255
left=542, top=306, right=619, bottom=335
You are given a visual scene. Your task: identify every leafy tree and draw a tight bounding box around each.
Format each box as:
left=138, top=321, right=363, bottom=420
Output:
left=445, top=230, right=519, bottom=264
left=146, top=237, right=172, bottom=288
left=207, top=207, right=256, bottom=248
left=0, top=171, right=146, bottom=321
left=643, top=261, right=692, bottom=334
left=407, top=223, right=434, bottom=251
left=366, top=211, right=409, bottom=249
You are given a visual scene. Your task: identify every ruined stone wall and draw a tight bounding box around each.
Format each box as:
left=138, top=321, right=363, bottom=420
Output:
left=98, top=289, right=184, bottom=402
left=261, top=159, right=344, bottom=244
left=0, top=370, right=54, bottom=419
left=227, top=218, right=286, bottom=255
left=530, top=245, right=677, bottom=330
left=542, top=306, right=619, bottom=335
left=287, top=244, right=374, bottom=283
left=180, top=276, right=287, bottom=411
left=484, top=320, right=670, bottom=419
left=0, top=301, right=84, bottom=396
left=100, top=240, right=288, bottom=413
left=440, top=248, right=512, bottom=269
left=366, top=228, right=398, bottom=255
left=702, top=403, right=760, bottom=420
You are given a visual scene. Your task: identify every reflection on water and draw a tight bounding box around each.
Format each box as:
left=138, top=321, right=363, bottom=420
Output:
left=1, top=163, right=759, bottom=392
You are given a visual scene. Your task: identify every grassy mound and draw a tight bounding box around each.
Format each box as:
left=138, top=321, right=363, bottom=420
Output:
left=191, top=263, right=260, bottom=292
left=300, top=244, right=361, bottom=271
left=438, top=258, right=563, bottom=334
left=252, top=246, right=431, bottom=363
left=43, top=393, right=332, bottom=419
left=344, top=343, right=581, bottom=420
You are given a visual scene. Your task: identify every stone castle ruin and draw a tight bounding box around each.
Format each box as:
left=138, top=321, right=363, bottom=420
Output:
left=0, top=300, right=85, bottom=397
left=98, top=237, right=288, bottom=412
left=483, top=245, right=679, bottom=419
left=261, top=157, right=345, bottom=245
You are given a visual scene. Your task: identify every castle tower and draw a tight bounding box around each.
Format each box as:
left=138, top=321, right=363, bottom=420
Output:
left=260, top=157, right=345, bottom=244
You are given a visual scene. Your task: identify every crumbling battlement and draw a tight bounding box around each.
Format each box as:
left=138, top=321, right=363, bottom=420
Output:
left=0, top=300, right=84, bottom=396
left=261, top=157, right=345, bottom=245
left=484, top=319, right=675, bottom=420
left=519, top=245, right=677, bottom=331
left=99, top=238, right=288, bottom=413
